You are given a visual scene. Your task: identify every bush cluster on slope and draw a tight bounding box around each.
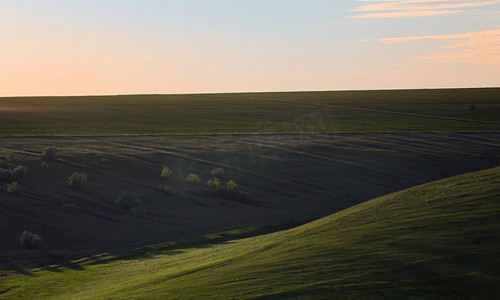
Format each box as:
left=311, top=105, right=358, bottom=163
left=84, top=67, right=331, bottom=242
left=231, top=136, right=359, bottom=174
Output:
left=41, top=146, right=57, bottom=161
left=13, top=165, right=28, bottom=177
left=7, top=182, right=21, bottom=194
left=160, top=166, right=173, bottom=178
left=131, top=205, right=146, bottom=217
left=207, top=177, right=222, bottom=194
left=67, top=172, right=88, bottom=189
left=0, top=165, right=28, bottom=183
left=0, top=168, right=14, bottom=182
left=4, top=152, right=15, bottom=162
left=186, top=173, right=201, bottom=184
left=115, top=192, right=145, bottom=216
left=207, top=178, right=247, bottom=200
left=20, top=231, right=42, bottom=249
left=211, top=167, right=225, bottom=177
left=115, top=192, right=142, bottom=209
left=157, top=183, right=171, bottom=195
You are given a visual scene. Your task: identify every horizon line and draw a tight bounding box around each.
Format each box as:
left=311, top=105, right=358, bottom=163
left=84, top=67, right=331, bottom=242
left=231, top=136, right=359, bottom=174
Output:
left=1, top=85, right=499, bottom=99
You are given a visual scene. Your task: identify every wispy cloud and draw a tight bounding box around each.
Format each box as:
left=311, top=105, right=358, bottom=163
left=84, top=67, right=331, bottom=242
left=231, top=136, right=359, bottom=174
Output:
left=380, top=27, right=500, bottom=64
left=350, top=0, right=500, bottom=18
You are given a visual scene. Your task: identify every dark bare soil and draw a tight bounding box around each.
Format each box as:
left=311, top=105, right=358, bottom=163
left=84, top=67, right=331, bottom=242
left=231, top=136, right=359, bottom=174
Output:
left=1, top=132, right=500, bottom=271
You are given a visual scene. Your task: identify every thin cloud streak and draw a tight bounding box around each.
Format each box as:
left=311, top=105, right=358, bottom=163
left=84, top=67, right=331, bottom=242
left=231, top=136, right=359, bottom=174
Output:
left=349, top=10, right=460, bottom=18
left=350, top=0, right=500, bottom=18
left=380, top=28, right=500, bottom=64
left=355, top=0, right=500, bottom=11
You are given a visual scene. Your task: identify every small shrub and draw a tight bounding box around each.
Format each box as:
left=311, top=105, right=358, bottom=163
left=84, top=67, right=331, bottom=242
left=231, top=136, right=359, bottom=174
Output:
left=67, top=172, right=88, bottom=189
left=225, top=180, right=247, bottom=200
left=226, top=180, right=237, bottom=192
left=41, top=162, right=49, bottom=168
left=207, top=178, right=222, bottom=194
left=41, top=146, right=57, bottom=161
left=161, top=166, right=173, bottom=178
left=7, top=182, right=21, bottom=194
left=131, top=205, right=146, bottom=217
left=5, top=152, right=14, bottom=162
left=101, top=158, right=108, bottom=163
left=211, top=167, right=225, bottom=177
left=13, top=165, right=28, bottom=178
left=20, top=231, right=42, bottom=249
left=157, top=183, right=171, bottom=195
left=186, top=173, right=201, bottom=184
left=0, top=168, right=14, bottom=182
left=115, top=192, right=143, bottom=209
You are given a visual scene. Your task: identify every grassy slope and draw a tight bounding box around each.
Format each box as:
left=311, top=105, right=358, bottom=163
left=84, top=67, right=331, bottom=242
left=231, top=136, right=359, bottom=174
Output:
left=2, top=167, right=499, bottom=299
left=0, top=88, right=499, bottom=136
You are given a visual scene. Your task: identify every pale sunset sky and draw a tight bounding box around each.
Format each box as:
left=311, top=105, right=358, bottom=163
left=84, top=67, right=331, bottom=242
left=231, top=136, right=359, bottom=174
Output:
left=1, top=0, right=499, bottom=96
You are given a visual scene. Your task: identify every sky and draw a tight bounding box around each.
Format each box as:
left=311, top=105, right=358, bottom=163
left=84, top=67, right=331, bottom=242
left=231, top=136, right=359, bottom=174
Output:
left=0, top=0, right=499, bottom=96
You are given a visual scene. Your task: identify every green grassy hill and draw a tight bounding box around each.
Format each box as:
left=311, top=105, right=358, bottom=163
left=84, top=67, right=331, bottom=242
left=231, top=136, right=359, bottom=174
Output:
left=2, top=167, right=499, bottom=299
left=1, top=88, right=499, bottom=136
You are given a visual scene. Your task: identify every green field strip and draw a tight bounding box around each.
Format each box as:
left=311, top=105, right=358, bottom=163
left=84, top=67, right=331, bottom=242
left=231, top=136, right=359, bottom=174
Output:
left=1, top=89, right=499, bottom=136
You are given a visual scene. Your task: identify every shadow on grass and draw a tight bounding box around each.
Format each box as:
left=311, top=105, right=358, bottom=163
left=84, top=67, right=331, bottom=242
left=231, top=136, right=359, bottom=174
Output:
left=0, top=264, right=35, bottom=277
left=88, top=219, right=308, bottom=266
left=1, top=220, right=310, bottom=277
left=46, top=263, right=85, bottom=273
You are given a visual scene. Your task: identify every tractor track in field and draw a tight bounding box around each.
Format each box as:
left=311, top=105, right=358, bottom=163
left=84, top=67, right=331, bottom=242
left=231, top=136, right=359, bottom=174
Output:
left=203, top=135, right=363, bottom=167
left=89, top=137, right=297, bottom=187
left=205, top=95, right=500, bottom=125
left=95, top=137, right=347, bottom=196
